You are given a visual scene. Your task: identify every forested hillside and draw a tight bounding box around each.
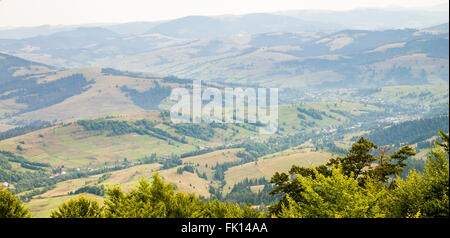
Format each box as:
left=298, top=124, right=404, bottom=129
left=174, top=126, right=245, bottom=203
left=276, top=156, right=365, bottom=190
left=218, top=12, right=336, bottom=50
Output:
left=1, top=7, right=449, bottom=219
left=1, top=129, right=447, bottom=218
left=363, top=115, right=449, bottom=146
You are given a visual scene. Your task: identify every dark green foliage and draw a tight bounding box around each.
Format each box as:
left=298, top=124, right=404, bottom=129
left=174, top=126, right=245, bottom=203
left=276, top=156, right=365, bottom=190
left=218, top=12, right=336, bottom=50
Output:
left=327, top=138, right=415, bottom=184
left=101, top=68, right=158, bottom=79
left=0, top=188, right=31, bottom=218
left=0, top=121, right=52, bottom=141
left=196, top=170, right=208, bottom=180
left=268, top=137, right=416, bottom=215
left=16, top=145, right=23, bottom=151
left=134, top=119, right=186, bottom=143
left=0, top=151, right=52, bottom=193
left=97, top=174, right=263, bottom=218
left=137, top=153, right=182, bottom=170
left=213, top=166, right=225, bottom=181
left=209, top=122, right=228, bottom=130
left=417, top=141, right=433, bottom=150
left=69, top=185, right=105, bottom=196
left=180, top=148, right=215, bottom=158
left=352, top=88, right=382, bottom=97
left=315, top=141, right=347, bottom=155
left=296, top=107, right=323, bottom=120
left=0, top=53, right=54, bottom=85
left=328, top=137, right=379, bottom=179
left=162, top=75, right=191, bottom=84
left=436, top=129, right=449, bottom=154
left=177, top=165, right=195, bottom=174
left=384, top=66, right=418, bottom=85
left=363, top=115, right=449, bottom=146
left=297, top=113, right=306, bottom=120
left=384, top=130, right=449, bottom=218
left=121, top=81, right=171, bottom=110
left=97, top=173, right=112, bottom=183
left=159, top=110, right=170, bottom=119
left=78, top=120, right=137, bottom=136
left=0, top=74, right=93, bottom=113
left=365, top=145, right=416, bottom=183
left=18, top=185, right=56, bottom=202
left=168, top=123, right=215, bottom=141
left=160, top=154, right=182, bottom=170
left=329, top=109, right=349, bottom=117
left=223, top=178, right=279, bottom=206
left=401, top=158, right=425, bottom=179
left=51, top=196, right=103, bottom=218
left=78, top=119, right=186, bottom=142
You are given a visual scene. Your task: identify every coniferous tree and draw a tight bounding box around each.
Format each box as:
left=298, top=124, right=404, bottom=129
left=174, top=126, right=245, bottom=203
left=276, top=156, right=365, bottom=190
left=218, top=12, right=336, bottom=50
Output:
left=269, top=137, right=415, bottom=215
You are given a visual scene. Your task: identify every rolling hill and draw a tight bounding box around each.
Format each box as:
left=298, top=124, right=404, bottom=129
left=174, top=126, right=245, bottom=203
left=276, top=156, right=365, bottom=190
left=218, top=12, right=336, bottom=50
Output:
left=0, top=53, right=191, bottom=127
left=1, top=6, right=447, bottom=39
left=1, top=24, right=448, bottom=89
left=145, top=14, right=341, bottom=39
left=106, top=28, right=449, bottom=88
left=1, top=12, right=449, bottom=217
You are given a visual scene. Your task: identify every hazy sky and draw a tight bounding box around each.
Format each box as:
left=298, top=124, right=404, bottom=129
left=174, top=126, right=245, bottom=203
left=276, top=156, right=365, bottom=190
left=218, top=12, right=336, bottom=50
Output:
left=0, top=0, right=448, bottom=27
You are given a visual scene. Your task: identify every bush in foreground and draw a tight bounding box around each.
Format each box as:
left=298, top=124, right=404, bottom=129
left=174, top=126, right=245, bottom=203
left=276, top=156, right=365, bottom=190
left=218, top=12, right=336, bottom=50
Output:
left=0, top=187, right=31, bottom=218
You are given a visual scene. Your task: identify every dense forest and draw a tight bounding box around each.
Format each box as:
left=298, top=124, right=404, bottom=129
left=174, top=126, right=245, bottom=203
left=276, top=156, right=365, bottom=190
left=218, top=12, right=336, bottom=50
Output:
left=363, top=115, right=449, bottom=146
left=120, top=81, right=172, bottom=110
left=0, top=120, right=53, bottom=141
left=0, top=74, right=93, bottom=113
left=77, top=119, right=186, bottom=143
left=101, top=68, right=159, bottom=79
left=0, top=53, right=54, bottom=85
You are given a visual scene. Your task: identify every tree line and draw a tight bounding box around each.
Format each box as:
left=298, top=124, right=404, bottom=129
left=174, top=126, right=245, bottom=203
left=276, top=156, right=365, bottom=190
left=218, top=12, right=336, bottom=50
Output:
left=1, top=128, right=447, bottom=218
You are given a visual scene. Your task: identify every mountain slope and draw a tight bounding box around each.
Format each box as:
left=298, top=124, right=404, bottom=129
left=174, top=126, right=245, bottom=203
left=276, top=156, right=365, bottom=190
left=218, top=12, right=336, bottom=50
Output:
left=281, top=7, right=449, bottom=30
left=107, top=29, right=449, bottom=88
left=2, top=25, right=448, bottom=89
left=0, top=54, right=185, bottom=126
left=146, top=14, right=341, bottom=39
left=0, top=27, right=189, bottom=68
left=425, top=23, right=449, bottom=32
left=0, top=52, right=56, bottom=83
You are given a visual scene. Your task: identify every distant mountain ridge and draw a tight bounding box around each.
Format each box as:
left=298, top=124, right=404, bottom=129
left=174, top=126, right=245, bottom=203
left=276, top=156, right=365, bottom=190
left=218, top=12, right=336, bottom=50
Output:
left=145, top=14, right=342, bottom=39
left=1, top=5, right=448, bottom=39
left=425, top=23, right=449, bottom=31
left=1, top=25, right=448, bottom=89
left=0, top=52, right=56, bottom=83
left=106, top=28, right=449, bottom=88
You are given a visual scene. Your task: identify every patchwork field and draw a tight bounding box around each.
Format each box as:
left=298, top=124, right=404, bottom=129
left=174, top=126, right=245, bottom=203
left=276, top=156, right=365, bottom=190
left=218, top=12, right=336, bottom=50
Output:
left=0, top=101, right=381, bottom=170
left=25, top=194, right=105, bottom=218
left=1, top=83, right=446, bottom=217
left=0, top=123, right=198, bottom=169
left=223, top=151, right=332, bottom=193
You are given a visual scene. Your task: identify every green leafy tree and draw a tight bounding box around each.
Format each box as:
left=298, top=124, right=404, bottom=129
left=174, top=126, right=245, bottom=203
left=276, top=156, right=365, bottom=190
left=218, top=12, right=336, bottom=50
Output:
left=328, top=137, right=378, bottom=179
left=0, top=188, right=31, bottom=218
left=384, top=132, right=449, bottom=218
left=367, top=146, right=416, bottom=184
left=50, top=196, right=103, bottom=218
left=200, top=199, right=263, bottom=218
left=277, top=166, right=386, bottom=218
left=103, top=174, right=173, bottom=218
left=269, top=137, right=415, bottom=215
left=103, top=173, right=263, bottom=218
left=436, top=129, right=449, bottom=154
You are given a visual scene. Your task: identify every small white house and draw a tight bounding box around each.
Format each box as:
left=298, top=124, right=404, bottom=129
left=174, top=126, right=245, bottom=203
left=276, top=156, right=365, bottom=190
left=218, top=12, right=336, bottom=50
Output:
left=1, top=182, right=8, bottom=188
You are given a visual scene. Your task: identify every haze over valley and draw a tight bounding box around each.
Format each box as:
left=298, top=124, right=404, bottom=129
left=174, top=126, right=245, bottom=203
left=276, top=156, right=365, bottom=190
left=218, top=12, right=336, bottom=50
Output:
left=0, top=2, right=448, bottom=218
